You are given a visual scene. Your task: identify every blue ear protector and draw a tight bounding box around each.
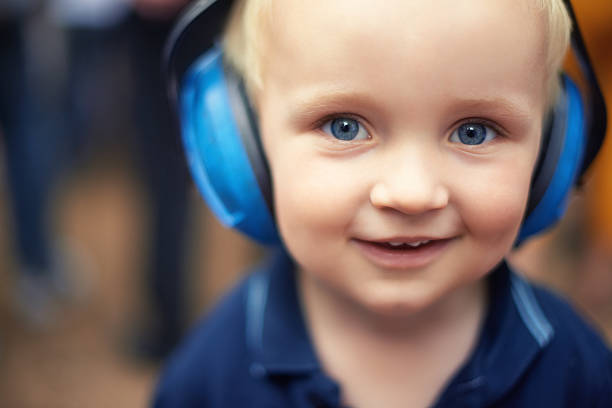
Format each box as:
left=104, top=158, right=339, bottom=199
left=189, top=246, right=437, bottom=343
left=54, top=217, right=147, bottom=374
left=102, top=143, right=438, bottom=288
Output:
left=164, top=0, right=607, bottom=246
left=178, top=45, right=278, bottom=243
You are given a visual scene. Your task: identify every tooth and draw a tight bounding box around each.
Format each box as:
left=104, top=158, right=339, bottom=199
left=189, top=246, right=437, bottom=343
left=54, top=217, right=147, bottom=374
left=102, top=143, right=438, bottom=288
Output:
left=387, top=240, right=431, bottom=248
left=408, top=240, right=430, bottom=248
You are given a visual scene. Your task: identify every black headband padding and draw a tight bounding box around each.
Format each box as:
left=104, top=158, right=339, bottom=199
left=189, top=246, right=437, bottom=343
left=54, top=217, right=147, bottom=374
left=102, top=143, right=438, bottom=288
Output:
left=164, top=0, right=235, bottom=105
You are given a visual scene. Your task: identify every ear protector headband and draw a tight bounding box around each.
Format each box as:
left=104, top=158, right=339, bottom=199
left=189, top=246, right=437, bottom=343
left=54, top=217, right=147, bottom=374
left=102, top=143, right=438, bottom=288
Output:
left=164, top=0, right=607, bottom=245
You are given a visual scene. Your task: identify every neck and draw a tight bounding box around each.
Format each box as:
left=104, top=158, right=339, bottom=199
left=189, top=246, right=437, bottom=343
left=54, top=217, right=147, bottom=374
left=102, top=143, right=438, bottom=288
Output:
left=298, top=270, right=488, bottom=408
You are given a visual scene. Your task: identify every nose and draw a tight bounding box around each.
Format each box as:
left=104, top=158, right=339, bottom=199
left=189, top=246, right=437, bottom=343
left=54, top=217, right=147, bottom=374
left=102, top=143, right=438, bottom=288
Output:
left=369, top=150, right=449, bottom=215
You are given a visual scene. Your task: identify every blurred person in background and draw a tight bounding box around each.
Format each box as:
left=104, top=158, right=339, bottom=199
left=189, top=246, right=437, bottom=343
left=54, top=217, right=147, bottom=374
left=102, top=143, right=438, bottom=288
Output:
left=1, top=0, right=192, bottom=359
left=50, top=0, right=192, bottom=359
left=0, top=0, right=77, bottom=328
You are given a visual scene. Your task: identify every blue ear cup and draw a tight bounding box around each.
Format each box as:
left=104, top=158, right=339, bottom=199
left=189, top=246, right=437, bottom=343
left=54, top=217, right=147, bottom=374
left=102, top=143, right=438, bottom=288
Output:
left=517, top=74, right=586, bottom=243
left=179, top=45, right=280, bottom=244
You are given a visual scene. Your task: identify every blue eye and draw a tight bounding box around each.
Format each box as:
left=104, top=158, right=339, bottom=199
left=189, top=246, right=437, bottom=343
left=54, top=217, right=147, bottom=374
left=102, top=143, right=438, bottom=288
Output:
left=450, top=123, right=497, bottom=145
left=322, top=117, right=369, bottom=141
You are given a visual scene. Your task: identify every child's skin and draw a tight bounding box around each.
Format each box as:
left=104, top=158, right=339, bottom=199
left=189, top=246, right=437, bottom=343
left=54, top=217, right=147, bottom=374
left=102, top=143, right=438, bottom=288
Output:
left=251, top=0, right=549, bottom=406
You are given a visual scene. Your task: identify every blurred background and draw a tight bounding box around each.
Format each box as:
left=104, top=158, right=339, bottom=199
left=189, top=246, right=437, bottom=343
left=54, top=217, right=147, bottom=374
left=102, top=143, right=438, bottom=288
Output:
left=0, top=0, right=610, bottom=407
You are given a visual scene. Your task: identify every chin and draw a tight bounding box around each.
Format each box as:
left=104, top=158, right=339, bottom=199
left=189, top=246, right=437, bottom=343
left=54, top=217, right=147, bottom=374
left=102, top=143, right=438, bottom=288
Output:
left=357, top=288, right=440, bottom=319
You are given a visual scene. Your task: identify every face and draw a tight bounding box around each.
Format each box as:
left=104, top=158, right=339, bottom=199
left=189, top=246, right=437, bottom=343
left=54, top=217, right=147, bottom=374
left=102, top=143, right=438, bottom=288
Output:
left=256, top=0, right=548, bottom=317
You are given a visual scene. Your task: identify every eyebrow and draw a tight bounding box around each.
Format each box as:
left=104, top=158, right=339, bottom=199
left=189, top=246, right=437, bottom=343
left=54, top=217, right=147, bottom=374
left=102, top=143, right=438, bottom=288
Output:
left=448, top=97, right=533, bottom=123
left=287, top=88, right=382, bottom=122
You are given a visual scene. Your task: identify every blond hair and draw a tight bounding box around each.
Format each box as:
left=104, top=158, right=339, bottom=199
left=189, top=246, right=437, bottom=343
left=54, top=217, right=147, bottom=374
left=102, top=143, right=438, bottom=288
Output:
left=223, top=0, right=272, bottom=93
left=223, top=0, right=572, bottom=106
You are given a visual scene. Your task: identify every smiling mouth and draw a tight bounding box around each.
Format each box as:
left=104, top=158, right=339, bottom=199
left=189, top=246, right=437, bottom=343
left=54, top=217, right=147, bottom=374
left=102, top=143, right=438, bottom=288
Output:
left=352, top=238, right=455, bottom=269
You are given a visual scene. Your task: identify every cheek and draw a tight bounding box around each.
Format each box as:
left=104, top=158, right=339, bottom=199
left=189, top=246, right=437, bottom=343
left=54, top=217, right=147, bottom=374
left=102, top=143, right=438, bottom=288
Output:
left=273, top=155, right=356, bottom=233
left=269, top=148, right=362, bottom=247
left=454, top=155, right=534, bottom=245
left=270, top=157, right=362, bottom=278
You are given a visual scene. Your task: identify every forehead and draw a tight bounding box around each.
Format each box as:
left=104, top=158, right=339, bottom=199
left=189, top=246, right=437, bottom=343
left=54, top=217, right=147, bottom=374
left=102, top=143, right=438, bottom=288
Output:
left=261, top=0, right=548, bottom=113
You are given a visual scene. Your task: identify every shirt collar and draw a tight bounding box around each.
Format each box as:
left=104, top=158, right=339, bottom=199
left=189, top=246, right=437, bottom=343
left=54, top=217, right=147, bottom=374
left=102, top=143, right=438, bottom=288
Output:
left=246, top=253, right=555, bottom=404
left=246, top=249, right=320, bottom=375
left=434, top=261, right=555, bottom=406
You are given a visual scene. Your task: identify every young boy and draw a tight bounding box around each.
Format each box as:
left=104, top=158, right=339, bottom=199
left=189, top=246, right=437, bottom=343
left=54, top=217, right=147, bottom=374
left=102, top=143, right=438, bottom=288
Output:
left=154, top=0, right=612, bottom=406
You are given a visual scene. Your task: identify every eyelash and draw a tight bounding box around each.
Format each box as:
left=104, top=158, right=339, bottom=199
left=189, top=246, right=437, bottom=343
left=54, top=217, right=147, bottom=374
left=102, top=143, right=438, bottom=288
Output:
left=315, top=113, right=365, bottom=129
left=454, top=118, right=503, bottom=134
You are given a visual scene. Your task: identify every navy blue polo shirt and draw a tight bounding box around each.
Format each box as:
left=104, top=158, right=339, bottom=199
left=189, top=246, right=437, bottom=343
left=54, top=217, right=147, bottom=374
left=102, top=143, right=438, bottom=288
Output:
left=153, top=250, right=612, bottom=407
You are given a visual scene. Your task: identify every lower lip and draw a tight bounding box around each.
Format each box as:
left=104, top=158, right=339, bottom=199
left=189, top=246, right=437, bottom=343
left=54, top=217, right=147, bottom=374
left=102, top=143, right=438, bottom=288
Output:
left=352, top=238, right=454, bottom=270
